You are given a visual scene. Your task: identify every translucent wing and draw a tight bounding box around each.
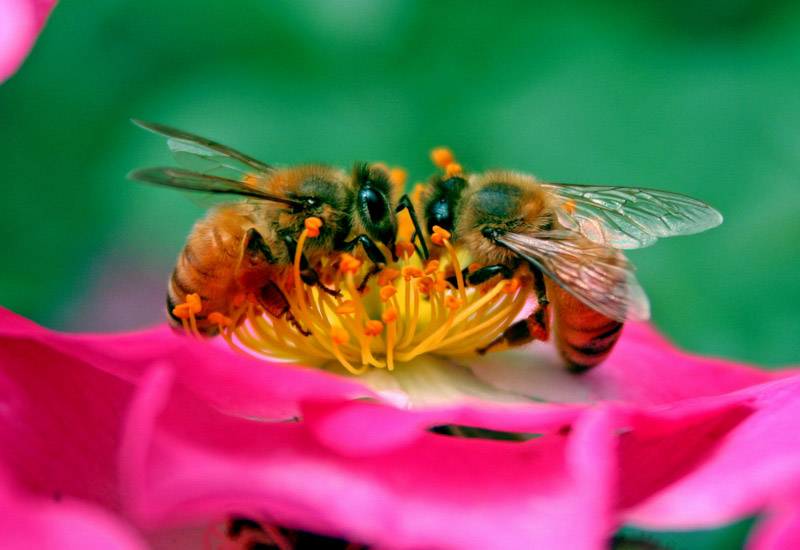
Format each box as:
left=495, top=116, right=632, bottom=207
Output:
left=132, top=120, right=273, bottom=181
left=498, top=230, right=650, bottom=322
left=127, top=167, right=302, bottom=208
left=540, top=183, right=723, bottom=249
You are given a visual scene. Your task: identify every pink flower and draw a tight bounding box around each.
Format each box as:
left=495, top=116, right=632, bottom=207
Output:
left=1, top=305, right=799, bottom=549
left=0, top=0, right=57, bottom=83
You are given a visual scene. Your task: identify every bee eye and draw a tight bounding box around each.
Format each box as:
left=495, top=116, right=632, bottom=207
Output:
left=360, top=187, right=388, bottom=223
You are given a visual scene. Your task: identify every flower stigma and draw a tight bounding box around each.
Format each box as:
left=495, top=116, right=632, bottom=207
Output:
left=172, top=179, right=531, bottom=377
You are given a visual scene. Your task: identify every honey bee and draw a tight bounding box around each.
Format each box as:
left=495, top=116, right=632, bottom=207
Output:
left=128, top=120, right=428, bottom=335
left=419, top=156, right=722, bottom=372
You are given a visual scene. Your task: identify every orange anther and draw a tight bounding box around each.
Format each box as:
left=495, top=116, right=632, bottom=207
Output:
left=360, top=285, right=371, bottom=296
left=379, top=286, right=397, bottom=302
left=444, top=162, right=462, bottom=179
left=381, top=308, right=397, bottom=323
left=417, top=277, right=433, bottom=295
left=395, top=241, right=416, bottom=260
left=208, top=312, right=232, bottom=326
left=377, top=268, right=400, bottom=287
left=232, top=291, right=248, bottom=308
left=246, top=293, right=260, bottom=306
left=304, top=217, right=323, bottom=238
left=336, top=301, right=356, bottom=315
left=468, top=263, right=482, bottom=273
left=390, top=168, right=407, bottom=188
left=185, top=293, right=202, bottom=313
left=331, top=326, right=350, bottom=345
left=423, top=260, right=440, bottom=275
left=172, top=304, right=190, bottom=319
left=401, top=266, right=423, bottom=280
left=503, top=277, right=522, bottom=294
left=339, top=253, right=363, bottom=274
left=364, top=320, right=384, bottom=337
left=431, top=225, right=451, bottom=246
left=433, top=272, right=449, bottom=292
left=444, top=296, right=462, bottom=310
left=431, top=147, right=455, bottom=169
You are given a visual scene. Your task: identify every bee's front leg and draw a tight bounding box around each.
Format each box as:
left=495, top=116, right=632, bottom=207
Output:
left=341, top=235, right=387, bottom=293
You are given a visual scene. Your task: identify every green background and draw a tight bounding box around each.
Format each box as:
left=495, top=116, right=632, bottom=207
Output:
left=1, top=1, right=798, bottom=547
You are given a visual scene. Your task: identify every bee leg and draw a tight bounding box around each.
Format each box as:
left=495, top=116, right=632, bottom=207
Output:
left=342, top=234, right=388, bottom=290
left=258, top=281, right=312, bottom=336
left=466, top=264, right=515, bottom=285
left=476, top=267, right=550, bottom=355
left=282, top=235, right=341, bottom=297
left=396, top=195, right=429, bottom=260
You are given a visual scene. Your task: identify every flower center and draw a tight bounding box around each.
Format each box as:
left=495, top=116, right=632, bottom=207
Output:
left=175, top=217, right=529, bottom=375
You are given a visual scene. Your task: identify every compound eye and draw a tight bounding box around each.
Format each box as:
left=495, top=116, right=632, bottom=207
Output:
left=360, top=187, right=388, bottom=224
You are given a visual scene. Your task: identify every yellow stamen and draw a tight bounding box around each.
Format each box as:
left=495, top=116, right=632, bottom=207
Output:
left=195, top=210, right=532, bottom=377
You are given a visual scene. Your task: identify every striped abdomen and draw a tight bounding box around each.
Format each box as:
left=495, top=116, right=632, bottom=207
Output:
left=545, top=279, right=624, bottom=373
left=167, top=207, right=252, bottom=335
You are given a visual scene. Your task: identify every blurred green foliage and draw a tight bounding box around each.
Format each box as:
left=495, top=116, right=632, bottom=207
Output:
left=1, top=0, right=799, bottom=377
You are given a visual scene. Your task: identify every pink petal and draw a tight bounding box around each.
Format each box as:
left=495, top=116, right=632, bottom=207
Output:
left=0, top=0, right=57, bottom=83
left=623, top=375, right=800, bottom=528
left=470, top=321, right=775, bottom=406
left=121, top=365, right=619, bottom=549
left=748, top=488, right=800, bottom=550
left=0, top=314, right=136, bottom=509
left=0, top=308, right=372, bottom=421
left=0, top=467, right=147, bottom=550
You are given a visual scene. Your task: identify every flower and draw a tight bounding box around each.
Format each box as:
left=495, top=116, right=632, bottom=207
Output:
left=3, top=304, right=800, bottom=549
left=0, top=0, right=58, bottom=83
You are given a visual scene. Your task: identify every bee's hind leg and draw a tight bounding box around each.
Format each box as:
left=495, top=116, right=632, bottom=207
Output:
left=476, top=266, right=550, bottom=355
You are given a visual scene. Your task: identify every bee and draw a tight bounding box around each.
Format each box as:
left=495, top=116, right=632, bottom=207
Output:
left=419, top=154, right=722, bottom=372
left=128, top=120, right=428, bottom=335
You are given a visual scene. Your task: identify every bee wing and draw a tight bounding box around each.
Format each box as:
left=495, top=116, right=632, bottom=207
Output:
left=128, top=167, right=302, bottom=208
left=132, top=120, right=273, bottom=181
left=540, top=183, right=723, bottom=249
left=498, top=230, right=650, bottom=322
